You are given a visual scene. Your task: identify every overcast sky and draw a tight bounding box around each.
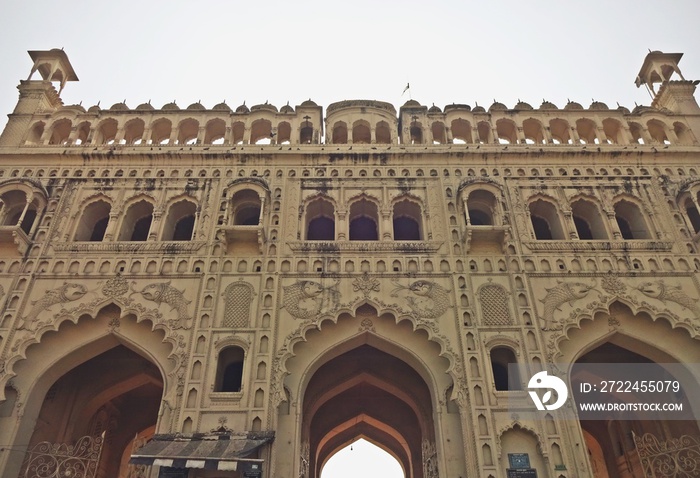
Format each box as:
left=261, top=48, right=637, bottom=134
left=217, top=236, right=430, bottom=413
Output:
left=1, top=0, right=699, bottom=135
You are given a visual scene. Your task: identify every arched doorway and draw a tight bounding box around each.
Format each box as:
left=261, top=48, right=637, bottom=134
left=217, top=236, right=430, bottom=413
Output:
left=304, top=344, right=432, bottom=478
left=277, top=304, right=464, bottom=478
left=24, top=345, right=162, bottom=477
left=563, top=302, right=700, bottom=478
left=1, top=304, right=173, bottom=478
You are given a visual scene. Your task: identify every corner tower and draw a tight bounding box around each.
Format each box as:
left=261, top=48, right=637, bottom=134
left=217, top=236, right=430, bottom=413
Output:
left=0, top=49, right=78, bottom=147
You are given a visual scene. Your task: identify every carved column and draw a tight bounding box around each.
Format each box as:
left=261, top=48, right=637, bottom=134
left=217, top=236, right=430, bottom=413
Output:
left=196, top=126, right=206, bottom=144
left=337, top=209, right=347, bottom=240
left=381, top=208, right=392, bottom=240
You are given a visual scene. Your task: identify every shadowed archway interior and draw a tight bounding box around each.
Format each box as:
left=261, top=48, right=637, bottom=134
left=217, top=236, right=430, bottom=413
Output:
left=24, top=344, right=163, bottom=478
left=303, top=344, right=434, bottom=478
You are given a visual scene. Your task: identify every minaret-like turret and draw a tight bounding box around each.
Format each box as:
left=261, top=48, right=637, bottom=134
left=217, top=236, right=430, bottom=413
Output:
left=636, top=51, right=700, bottom=116
left=0, top=49, right=78, bottom=147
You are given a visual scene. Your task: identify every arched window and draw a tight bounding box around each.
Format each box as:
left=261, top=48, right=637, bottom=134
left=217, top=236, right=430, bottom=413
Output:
left=332, top=122, right=348, bottom=144
left=674, top=122, right=694, bottom=145
left=352, top=121, right=371, bottom=144
left=522, top=118, right=546, bottom=144
left=451, top=119, right=472, bottom=144
left=204, top=119, right=226, bottom=145
left=231, top=122, right=245, bottom=144
left=602, top=118, right=624, bottom=144
left=549, top=118, right=572, bottom=144
left=576, top=118, right=598, bottom=144
left=614, top=199, right=650, bottom=239
left=123, top=118, right=145, bottom=145
left=529, top=199, right=565, bottom=240
left=177, top=118, right=199, bottom=145
left=49, top=119, right=72, bottom=145
left=0, top=190, right=38, bottom=235
left=393, top=199, right=422, bottom=240
left=162, top=200, right=197, bottom=241
left=150, top=119, right=172, bottom=145
left=467, top=190, right=497, bottom=225
left=375, top=121, right=391, bottom=144
left=477, top=121, right=492, bottom=144
left=299, top=123, right=314, bottom=144
left=571, top=199, right=608, bottom=240
left=431, top=122, right=446, bottom=144
left=215, top=346, right=245, bottom=392
left=277, top=122, right=292, bottom=144
left=25, top=121, right=45, bottom=145
left=409, top=122, right=423, bottom=144
left=94, top=119, right=118, bottom=145
left=251, top=119, right=273, bottom=145
left=305, top=198, right=335, bottom=240
left=119, top=200, right=154, bottom=241
left=681, top=195, right=700, bottom=233
left=75, top=200, right=111, bottom=241
left=496, top=119, right=517, bottom=144
left=629, top=122, right=645, bottom=144
left=231, top=190, right=261, bottom=226
left=349, top=198, right=379, bottom=240
left=490, top=347, right=521, bottom=391
left=647, top=119, right=670, bottom=144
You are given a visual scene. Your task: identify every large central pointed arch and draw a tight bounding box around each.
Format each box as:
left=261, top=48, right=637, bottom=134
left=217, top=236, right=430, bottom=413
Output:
left=274, top=303, right=464, bottom=478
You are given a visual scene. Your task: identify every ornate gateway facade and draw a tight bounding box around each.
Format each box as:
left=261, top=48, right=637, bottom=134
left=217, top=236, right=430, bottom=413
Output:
left=0, top=49, right=699, bottom=478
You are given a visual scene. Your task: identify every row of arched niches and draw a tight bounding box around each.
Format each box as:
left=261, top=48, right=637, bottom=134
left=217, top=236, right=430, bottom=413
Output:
left=23, top=98, right=697, bottom=147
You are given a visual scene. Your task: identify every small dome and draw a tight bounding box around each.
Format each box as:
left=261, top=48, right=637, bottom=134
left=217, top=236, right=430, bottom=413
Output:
left=110, top=102, right=128, bottom=111
left=402, top=99, right=422, bottom=107
left=235, top=103, right=250, bottom=113
left=213, top=102, right=232, bottom=112
left=428, top=104, right=442, bottom=113
left=251, top=103, right=278, bottom=113
left=162, top=102, right=180, bottom=111
left=472, top=105, right=486, bottom=113
left=187, top=102, right=206, bottom=110
left=632, top=105, right=652, bottom=114
left=444, top=103, right=471, bottom=112
left=62, top=104, right=86, bottom=113
left=513, top=101, right=533, bottom=110
left=616, top=105, right=631, bottom=114
left=539, top=101, right=558, bottom=110
left=87, top=105, right=101, bottom=113
left=589, top=101, right=608, bottom=110
left=564, top=101, right=583, bottom=110
left=300, top=99, right=318, bottom=107
left=136, top=102, right=155, bottom=111
left=489, top=101, right=507, bottom=111
left=280, top=104, right=295, bottom=113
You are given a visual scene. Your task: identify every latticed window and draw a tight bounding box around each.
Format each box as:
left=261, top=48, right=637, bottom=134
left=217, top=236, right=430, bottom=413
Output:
left=223, top=283, right=253, bottom=327
left=479, top=284, right=512, bottom=325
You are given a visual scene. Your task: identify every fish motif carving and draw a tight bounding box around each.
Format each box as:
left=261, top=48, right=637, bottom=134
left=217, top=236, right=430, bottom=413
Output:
left=637, top=281, right=700, bottom=316
left=23, top=282, right=88, bottom=328
left=391, top=280, right=450, bottom=318
left=540, top=281, right=595, bottom=329
left=282, top=280, right=339, bottom=319
left=131, top=281, right=192, bottom=328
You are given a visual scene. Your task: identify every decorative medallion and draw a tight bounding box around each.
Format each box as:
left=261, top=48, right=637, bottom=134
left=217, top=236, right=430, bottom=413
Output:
left=353, top=272, right=380, bottom=298
left=102, top=274, right=129, bottom=298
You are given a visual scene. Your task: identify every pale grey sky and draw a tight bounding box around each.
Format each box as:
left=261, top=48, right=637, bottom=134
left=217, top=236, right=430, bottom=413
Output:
left=1, top=0, right=699, bottom=134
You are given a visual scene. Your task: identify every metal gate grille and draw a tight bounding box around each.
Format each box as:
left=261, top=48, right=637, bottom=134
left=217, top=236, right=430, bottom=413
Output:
left=634, top=432, right=700, bottom=477
left=21, top=433, right=104, bottom=478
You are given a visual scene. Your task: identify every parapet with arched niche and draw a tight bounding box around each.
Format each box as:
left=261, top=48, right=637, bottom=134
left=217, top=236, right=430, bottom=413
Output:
left=325, top=100, right=399, bottom=145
